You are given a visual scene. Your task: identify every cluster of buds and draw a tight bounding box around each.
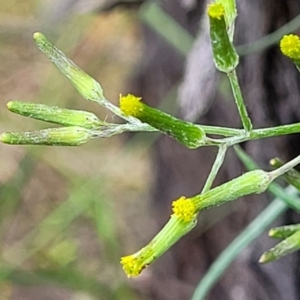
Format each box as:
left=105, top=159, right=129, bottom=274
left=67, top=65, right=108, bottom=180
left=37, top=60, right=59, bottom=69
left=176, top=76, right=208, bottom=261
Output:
left=0, top=101, right=106, bottom=146
left=2, top=1, right=300, bottom=279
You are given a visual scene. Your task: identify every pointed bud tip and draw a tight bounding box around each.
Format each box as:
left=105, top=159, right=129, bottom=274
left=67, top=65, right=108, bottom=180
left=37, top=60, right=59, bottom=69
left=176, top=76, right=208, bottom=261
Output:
left=259, top=252, right=275, bottom=264
left=0, top=132, right=11, bottom=144
left=268, top=229, right=276, bottom=237
left=33, top=32, right=44, bottom=41
left=258, top=255, right=266, bottom=264
left=6, top=101, right=14, bottom=110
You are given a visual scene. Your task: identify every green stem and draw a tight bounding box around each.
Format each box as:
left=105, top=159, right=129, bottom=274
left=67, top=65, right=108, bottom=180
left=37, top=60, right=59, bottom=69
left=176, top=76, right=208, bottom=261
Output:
left=199, top=125, right=243, bottom=137
left=234, top=145, right=300, bottom=211
left=202, top=145, right=228, bottom=193
left=92, top=122, right=300, bottom=145
left=270, top=157, right=300, bottom=190
left=91, top=122, right=157, bottom=137
left=217, top=122, right=300, bottom=147
left=227, top=70, right=253, bottom=132
left=269, top=154, right=300, bottom=180
left=250, top=123, right=300, bottom=139
left=236, top=12, right=300, bottom=56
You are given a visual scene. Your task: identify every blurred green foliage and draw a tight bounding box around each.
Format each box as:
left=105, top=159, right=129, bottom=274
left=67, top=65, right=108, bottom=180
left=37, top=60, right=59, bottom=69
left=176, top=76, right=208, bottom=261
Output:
left=0, top=1, right=152, bottom=299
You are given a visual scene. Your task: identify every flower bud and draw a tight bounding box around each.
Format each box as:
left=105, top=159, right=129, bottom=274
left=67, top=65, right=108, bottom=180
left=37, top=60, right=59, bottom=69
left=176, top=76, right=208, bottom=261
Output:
left=259, top=229, right=300, bottom=263
left=280, top=34, right=300, bottom=72
left=207, top=3, right=239, bottom=72
left=33, top=32, right=104, bottom=102
left=0, top=126, right=95, bottom=146
left=193, top=170, right=273, bottom=210
left=7, top=101, right=105, bottom=129
left=119, top=94, right=206, bottom=149
left=269, top=224, right=300, bottom=239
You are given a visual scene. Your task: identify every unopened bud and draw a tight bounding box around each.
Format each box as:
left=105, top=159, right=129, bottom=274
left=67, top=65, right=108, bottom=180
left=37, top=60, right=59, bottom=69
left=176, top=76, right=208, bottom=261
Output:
left=0, top=126, right=95, bottom=146
left=7, top=101, right=105, bottom=129
left=259, top=229, right=300, bottom=263
left=193, top=170, right=273, bottom=210
left=33, top=32, right=104, bottom=102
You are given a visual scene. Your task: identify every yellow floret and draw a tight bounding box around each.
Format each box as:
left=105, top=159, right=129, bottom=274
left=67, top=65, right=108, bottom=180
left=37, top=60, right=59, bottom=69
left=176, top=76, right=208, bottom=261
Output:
left=280, top=34, right=300, bottom=60
left=172, top=196, right=197, bottom=222
left=120, top=245, right=154, bottom=277
left=119, top=94, right=143, bottom=117
left=207, top=3, right=225, bottom=20
left=120, top=255, right=143, bottom=277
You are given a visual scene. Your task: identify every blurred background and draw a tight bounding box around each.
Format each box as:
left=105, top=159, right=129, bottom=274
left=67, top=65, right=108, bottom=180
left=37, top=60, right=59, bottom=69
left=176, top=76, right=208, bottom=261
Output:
left=1, top=1, right=300, bottom=300
left=0, top=1, right=155, bottom=299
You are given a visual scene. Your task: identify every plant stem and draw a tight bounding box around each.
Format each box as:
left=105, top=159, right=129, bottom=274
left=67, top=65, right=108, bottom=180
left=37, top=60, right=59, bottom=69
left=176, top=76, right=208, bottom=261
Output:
left=199, top=125, right=243, bottom=136
left=217, top=122, right=300, bottom=147
left=234, top=145, right=300, bottom=211
left=270, top=154, right=300, bottom=180
left=227, top=70, right=253, bottom=132
left=202, top=144, right=228, bottom=193
left=250, top=123, right=300, bottom=139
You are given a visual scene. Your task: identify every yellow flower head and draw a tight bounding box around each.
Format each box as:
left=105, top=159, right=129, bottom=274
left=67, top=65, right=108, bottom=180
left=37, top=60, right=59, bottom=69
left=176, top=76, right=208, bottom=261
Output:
left=120, top=246, right=154, bottom=277
left=172, top=196, right=197, bottom=222
left=207, top=3, right=225, bottom=20
left=119, top=94, right=143, bottom=117
left=120, top=255, right=144, bottom=277
left=280, top=34, right=300, bottom=60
